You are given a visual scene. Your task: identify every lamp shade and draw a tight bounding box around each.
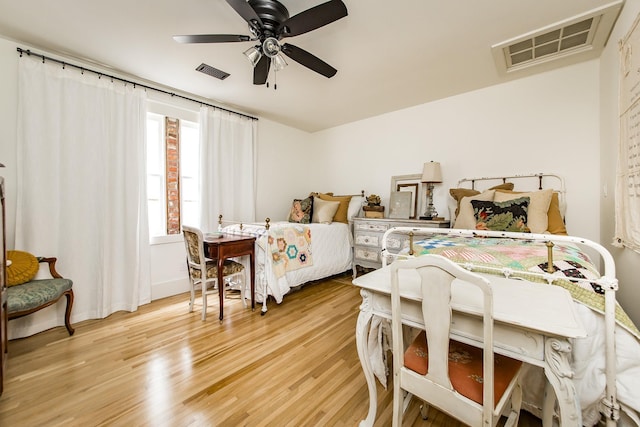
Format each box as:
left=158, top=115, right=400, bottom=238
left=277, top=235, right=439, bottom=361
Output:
left=421, top=161, right=442, bottom=183
left=243, top=46, right=262, bottom=66
left=272, top=53, right=288, bottom=71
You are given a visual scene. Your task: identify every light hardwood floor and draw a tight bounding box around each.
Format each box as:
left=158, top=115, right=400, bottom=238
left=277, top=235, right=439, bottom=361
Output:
left=0, top=272, right=541, bottom=426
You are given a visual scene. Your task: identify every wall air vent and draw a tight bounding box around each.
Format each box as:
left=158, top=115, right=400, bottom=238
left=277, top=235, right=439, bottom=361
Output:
left=196, top=63, right=230, bottom=80
left=492, top=1, right=623, bottom=74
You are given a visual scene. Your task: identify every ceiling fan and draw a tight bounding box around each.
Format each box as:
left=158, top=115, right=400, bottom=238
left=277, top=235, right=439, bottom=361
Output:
left=173, top=0, right=348, bottom=85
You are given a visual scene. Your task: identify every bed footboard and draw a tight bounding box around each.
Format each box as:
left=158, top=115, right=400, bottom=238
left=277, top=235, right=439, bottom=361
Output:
left=382, top=226, right=622, bottom=426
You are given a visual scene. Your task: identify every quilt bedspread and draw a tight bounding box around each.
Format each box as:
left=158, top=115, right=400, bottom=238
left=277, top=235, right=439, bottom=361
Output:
left=268, top=224, right=313, bottom=278
left=411, top=236, right=640, bottom=338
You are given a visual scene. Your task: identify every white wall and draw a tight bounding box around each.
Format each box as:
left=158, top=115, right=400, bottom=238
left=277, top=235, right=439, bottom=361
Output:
left=313, top=61, right=601, bottom=242
left=600, top=2, right=640, bottom=326
left=255, top=118, right=315, bottom=221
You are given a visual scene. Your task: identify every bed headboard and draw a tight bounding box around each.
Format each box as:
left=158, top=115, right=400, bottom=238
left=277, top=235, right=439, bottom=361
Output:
left=456, top=172, right=566, bottom=214
left=457, top=172, right=565, bottom=194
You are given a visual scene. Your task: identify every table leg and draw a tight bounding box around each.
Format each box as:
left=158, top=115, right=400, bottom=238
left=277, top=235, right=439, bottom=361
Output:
left=356, top=290, right=378, bottom=427
left=249, top=251, right=255, bottom=311
left=543, top=337, right=582, bottom=426
left=218, top=257, right=224, bottom=321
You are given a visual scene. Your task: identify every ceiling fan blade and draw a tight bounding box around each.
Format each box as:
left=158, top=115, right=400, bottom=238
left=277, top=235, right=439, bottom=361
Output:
left=281, top=43, right=337, bottom=78
left=278, top=0, right=347, bottom=38
left=253, top=55, right=271, bottom=85
left=173, top=34, right=251, bottom=43
left=226, top=0, right=263, bottom=30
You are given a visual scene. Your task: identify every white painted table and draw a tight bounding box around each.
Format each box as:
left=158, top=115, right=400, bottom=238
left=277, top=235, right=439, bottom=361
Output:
left=352, top=265, right=587, bottom=426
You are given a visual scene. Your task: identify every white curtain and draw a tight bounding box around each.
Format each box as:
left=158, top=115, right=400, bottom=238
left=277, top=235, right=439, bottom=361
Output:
left=13, top=56, right=151, bottom=338
left=198, top=106, right=257, bottom=231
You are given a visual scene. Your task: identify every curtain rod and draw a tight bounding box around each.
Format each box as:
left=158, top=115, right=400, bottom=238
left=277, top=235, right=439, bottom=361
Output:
left=16, top=47, right=258, bottom=121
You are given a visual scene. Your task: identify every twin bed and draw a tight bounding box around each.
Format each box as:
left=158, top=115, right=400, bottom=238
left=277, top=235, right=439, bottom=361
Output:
left=220, top=191, right=363, bottom=311
left=217, top=174, right=639, bottom=425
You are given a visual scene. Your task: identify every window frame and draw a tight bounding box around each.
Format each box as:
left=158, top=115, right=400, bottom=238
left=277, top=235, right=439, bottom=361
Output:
left=147, top=100, right=200, bottom=245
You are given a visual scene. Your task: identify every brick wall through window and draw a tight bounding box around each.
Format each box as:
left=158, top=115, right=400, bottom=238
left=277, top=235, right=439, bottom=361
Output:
left=165, top=117, right=181, bottom=234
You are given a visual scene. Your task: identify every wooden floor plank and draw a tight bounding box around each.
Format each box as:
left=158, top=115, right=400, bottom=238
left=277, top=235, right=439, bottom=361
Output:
left=0, top=273, right=541, bottom=426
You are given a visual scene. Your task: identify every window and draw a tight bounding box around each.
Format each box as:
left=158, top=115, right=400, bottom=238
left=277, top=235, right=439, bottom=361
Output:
left=146, top=111, right=200, bottom=239
left=180, top=120, right=200, bottom=228
left=147, top=113, right=166, bottom=238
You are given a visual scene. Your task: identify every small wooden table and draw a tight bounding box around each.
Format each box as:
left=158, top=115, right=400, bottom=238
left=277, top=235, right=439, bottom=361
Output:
left=204, top=234, right=256, bottom=321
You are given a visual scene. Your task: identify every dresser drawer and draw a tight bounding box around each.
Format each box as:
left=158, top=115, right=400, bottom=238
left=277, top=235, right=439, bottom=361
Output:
left=385, top=234, right=406, bottom=250
left=355, top=247, right=380, bottom=263
left=355, top=233, right=381, bottom=247
left=354, top=221, right=390, bottom=233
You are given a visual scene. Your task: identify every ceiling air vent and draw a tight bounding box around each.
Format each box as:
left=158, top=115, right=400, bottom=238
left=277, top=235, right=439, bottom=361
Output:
left=492, top=1, right=623, bottom=74
left=196, top=63, right=230, bottom=80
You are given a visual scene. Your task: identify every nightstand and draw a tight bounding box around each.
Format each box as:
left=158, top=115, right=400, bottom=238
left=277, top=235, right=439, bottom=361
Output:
left=352, top=217, right=450, bottom=276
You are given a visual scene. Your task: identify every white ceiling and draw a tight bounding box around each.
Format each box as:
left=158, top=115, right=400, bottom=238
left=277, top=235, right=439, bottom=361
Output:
left=0, top=0, right=624, bottom=132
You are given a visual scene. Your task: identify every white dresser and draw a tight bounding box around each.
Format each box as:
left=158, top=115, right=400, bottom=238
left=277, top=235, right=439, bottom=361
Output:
left=352, top=217, right=450, bottom=275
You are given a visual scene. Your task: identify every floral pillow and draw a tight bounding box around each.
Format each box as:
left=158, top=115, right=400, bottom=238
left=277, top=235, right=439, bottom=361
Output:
left=471, top=196, right=530, bottom=233
left=288, top=196, right=313, bottom=224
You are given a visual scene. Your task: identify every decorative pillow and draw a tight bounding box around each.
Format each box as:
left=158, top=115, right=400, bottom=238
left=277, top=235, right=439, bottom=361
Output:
left=316, top=193, right=352, bottom=223
left=494, top=188, right=553, bottom=234
left=453, top=190, right=495, bottom=229
left=312, top=198, right=340, bottom=224
left=547, top=192, right=568, bottom=235
left=6, top=250, right=39, bottom=286
left=288, top=196, right=313, bottom=224
left=449, top=183, right=515, bottom=218
left=471, top=197, right=530, bottom=233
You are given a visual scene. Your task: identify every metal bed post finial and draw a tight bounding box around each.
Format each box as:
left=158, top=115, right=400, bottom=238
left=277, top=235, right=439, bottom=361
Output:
left=409, top=231, right=414, bottom=256
left=546, top=241, right=554, bottom=274
left=265, top=217, right=271, bottom=230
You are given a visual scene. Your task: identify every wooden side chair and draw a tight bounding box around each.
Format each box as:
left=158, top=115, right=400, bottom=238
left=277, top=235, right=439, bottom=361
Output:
left=390, top=254, right=522, bottom=427
left=182, top=225, right=246, bottom=320
left=6, top=252, right=74, bottom=335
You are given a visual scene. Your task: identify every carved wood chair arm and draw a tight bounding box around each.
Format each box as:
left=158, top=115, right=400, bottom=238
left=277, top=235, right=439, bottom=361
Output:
left=38, top=257, right=63, bottom=278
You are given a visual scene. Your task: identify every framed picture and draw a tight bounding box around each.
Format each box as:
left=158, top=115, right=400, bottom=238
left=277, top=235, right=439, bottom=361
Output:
left=388, top=191, right=412, bottom=219
left=390, top=174, right=423, bottom=219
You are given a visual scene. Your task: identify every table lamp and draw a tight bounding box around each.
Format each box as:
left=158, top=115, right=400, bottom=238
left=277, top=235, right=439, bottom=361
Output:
left=420, top=161, right=442, bottom=220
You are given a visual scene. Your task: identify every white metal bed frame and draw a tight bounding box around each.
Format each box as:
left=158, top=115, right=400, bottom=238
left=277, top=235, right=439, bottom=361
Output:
left=216, top=191, right=364, bottom=315
left=378, top=171, right=620, bottom=424
left=380, top=226, right=620, bottom=426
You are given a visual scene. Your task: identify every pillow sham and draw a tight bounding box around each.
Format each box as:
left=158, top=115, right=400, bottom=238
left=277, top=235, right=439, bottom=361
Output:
left=345, top=195, right=364, bottom=220
left=494, top=188, right=553, bottom=234
left=449, top=182, right=515, bottom=218
left=312, top=198, right=340, bottom=224
left=471, top=197, right=530, bottom=233
left=453, top=190, right=495, bottom=229
left=316, top=193, right=352, bottom=223
left=287, top=196, right=313, bottom=224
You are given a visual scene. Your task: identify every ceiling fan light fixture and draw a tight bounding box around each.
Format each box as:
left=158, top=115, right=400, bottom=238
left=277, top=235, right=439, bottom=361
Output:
left=243, top=46, right=262, bottom=66
left=272, top=53, right=287, bottom=71
left=262, top=36, right=281, bottom=58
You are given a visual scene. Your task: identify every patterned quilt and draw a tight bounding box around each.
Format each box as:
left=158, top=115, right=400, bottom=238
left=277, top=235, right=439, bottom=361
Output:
left=411, top=236, right=640, bottom=338
left=268, top=224, right=313, bottom=279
